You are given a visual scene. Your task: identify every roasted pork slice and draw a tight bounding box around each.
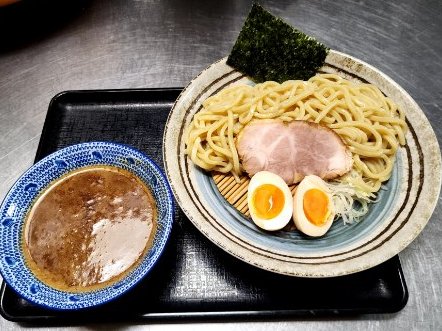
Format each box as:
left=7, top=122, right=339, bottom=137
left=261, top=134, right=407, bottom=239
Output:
left=236, top=120, right=353, bottom=184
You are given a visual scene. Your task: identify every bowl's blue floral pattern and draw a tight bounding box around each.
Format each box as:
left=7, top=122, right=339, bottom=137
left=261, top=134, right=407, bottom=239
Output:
left=0, top=142, right=174, bottom=310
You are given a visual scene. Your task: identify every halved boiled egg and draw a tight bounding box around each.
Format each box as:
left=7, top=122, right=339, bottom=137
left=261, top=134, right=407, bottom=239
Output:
left=293, top=175, right=335, bottom=237
left=247, top=171, right=293, bottom=231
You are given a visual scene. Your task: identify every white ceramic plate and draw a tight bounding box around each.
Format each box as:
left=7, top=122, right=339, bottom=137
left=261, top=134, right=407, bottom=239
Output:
left=163, top=50, right=441, bottom=277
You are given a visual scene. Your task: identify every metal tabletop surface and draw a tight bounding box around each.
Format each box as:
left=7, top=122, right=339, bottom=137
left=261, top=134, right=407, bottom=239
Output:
left=0, top=0, right=441, bottom=330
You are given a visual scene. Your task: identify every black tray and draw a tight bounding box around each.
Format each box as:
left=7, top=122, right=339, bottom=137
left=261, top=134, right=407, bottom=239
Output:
left=0, top=88, right=408, bottom=323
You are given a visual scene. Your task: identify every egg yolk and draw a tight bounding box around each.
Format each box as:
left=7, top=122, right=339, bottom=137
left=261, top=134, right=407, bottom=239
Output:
left=252, top=184, right=285, bottom=220
left=303, top=188, right=330, bottom=226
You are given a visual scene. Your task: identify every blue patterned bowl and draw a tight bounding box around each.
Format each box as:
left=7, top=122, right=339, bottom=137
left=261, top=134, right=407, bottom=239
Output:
left=0, top=142, right=174, bottom=310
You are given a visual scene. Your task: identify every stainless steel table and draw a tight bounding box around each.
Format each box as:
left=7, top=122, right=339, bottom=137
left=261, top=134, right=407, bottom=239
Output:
left=1, top=0, right=441, bottom=329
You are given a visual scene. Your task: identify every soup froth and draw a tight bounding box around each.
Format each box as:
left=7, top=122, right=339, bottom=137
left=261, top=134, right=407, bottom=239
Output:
left=23, top=165, right=157, bottom=292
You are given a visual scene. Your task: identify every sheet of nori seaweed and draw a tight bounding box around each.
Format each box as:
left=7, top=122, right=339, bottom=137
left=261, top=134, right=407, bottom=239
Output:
left=227, top=3, right=329, bottom=83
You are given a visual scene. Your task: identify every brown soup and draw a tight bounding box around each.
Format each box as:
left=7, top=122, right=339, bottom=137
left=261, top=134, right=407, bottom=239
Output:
left=22, top=165, right=157, bottom=292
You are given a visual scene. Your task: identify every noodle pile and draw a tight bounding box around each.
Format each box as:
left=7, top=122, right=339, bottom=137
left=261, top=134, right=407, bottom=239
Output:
left=185, top=74, right=407, bottom=194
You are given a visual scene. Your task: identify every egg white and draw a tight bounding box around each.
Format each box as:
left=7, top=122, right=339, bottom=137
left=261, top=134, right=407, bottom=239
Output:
left=247, top=171, right=293, bottom=231
left=292, top=175, right=335, bottom=237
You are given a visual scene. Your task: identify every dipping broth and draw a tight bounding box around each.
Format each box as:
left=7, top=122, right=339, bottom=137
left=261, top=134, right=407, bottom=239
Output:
left=22, top=165, right=157, bottom=292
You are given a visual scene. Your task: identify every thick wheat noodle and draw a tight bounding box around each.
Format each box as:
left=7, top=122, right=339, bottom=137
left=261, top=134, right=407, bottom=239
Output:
left=227, top=110, right=241, bottom=178
left=185, top=73, right=407, bottom=193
